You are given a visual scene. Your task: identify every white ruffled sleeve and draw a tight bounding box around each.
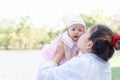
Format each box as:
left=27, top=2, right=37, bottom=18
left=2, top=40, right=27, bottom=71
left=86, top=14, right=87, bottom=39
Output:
left=37, top=55, right=84, bottom=80
left=37, top=53, right=111, bottom=80
left=37, top=61, right=57, bottom=80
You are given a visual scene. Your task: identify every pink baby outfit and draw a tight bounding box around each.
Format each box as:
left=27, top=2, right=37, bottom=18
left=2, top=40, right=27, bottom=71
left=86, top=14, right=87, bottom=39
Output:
left=42, top=32, right=77, bottom=64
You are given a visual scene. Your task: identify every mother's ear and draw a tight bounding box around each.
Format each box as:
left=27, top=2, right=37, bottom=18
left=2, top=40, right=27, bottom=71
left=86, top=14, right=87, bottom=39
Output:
left=86, top=41, right=93, bottom=50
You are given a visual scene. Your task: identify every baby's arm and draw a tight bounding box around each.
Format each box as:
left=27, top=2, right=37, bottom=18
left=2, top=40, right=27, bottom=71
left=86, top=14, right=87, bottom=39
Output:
left=53, top=41, right=77, bottom=63
left=63, top=44, right=73, bottom=60
left=52, top=41, right=65, bottom=64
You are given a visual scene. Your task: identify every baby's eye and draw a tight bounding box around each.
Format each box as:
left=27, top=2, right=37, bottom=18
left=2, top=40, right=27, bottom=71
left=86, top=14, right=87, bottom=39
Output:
left=79, top=30, right=82, bottom=31
left=72, top=29, right=75, bottom=31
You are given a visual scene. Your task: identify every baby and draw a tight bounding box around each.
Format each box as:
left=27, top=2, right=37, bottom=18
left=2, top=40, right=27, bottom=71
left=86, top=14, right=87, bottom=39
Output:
left=42, top=16, right=86, bottom=64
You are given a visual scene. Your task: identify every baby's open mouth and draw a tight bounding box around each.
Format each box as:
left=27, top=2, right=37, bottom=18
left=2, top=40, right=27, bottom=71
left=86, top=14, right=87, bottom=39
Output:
left=73, top=36, right=78, bottom=38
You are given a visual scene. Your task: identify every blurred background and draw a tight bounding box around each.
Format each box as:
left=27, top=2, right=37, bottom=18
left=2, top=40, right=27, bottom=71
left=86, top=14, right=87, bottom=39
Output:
left=0, top=0, right=120, bottom=80
left=0, top=0, right=120, bottom=50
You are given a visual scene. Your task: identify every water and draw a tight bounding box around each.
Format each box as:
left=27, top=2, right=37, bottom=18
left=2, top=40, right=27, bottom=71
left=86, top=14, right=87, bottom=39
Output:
left=0, top=50, right=43, bottom=80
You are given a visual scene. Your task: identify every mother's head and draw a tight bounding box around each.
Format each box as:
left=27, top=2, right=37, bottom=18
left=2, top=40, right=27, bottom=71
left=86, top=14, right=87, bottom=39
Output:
left=77, top=24, right=120, bottom=61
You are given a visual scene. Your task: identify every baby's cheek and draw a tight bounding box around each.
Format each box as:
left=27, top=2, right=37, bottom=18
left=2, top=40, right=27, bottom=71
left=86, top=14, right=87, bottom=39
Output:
left=79, top=33, right=83, bottom=36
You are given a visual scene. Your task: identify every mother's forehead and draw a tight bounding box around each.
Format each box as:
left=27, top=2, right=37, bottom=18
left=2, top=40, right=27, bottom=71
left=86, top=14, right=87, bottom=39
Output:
left=88, top=26, right=97, bottom=32
left=86, top=27, right=92, bottom=32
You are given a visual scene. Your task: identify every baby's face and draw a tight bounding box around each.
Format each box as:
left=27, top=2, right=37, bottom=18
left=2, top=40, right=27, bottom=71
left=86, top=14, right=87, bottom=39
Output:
left=67, top=24, right=85, bottom=42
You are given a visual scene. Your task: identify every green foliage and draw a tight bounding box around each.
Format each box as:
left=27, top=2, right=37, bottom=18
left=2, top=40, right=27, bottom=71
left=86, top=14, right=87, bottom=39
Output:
left=80, top=13, right=107, bottom=29
left=0, top=13, right=120, bottom=50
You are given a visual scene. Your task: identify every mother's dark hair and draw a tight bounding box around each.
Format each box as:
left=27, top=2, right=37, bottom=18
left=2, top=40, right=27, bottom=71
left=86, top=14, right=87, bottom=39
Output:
left=89, top=24, right=116, bottom=61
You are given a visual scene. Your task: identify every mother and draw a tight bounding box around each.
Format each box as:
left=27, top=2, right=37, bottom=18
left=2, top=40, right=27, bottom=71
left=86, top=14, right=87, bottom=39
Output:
left=37, top=24, right=120, bottom=80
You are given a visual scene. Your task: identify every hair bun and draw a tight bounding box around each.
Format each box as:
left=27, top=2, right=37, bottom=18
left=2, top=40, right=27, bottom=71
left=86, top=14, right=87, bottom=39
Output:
left=93, top=39, right=110, bottom=54
left=93, top=39, right=114, bottom=61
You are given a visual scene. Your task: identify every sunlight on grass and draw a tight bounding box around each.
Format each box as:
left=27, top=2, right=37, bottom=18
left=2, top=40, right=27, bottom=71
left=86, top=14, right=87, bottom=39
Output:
left=110, top=52, right=120, bottom=80
left=110, top=56, right=120, bottom=68
left=112, top=67, right=120, bottom=80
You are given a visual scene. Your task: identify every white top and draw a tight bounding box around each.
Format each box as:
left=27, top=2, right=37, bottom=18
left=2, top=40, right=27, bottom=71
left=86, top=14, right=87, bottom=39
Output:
left=37, top=53, right=112, bottom=80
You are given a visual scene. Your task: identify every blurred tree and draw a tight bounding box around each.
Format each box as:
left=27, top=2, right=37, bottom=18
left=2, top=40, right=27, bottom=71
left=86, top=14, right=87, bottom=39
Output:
left=0, top=13, right=120, bottom=50
left=80, top=13, right=106, bottom=29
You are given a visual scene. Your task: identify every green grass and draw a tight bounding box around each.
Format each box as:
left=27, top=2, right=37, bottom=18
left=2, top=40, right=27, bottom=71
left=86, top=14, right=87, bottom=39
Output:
left=110, top=53, right=120, bottom=80
left=112, top=67, right=120, bottom=80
